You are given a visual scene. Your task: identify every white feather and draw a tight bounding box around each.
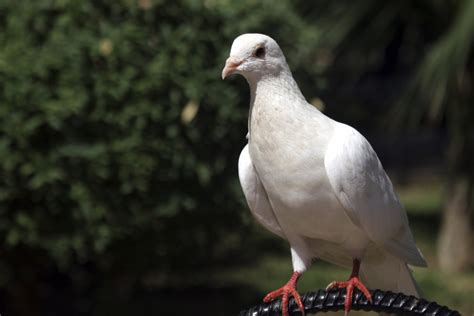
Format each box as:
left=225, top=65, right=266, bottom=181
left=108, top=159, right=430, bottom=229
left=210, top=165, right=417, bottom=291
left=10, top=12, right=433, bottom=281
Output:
left=239, top=144, right=311, bottom=272
left=324, top=123, right=426, bottom=267
left=238, top=144, right=284, bottom=238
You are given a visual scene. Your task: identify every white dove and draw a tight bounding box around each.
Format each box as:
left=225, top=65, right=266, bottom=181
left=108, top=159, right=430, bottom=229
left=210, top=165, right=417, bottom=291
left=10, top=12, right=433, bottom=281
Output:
left=222, top=33, right=427, bottom=316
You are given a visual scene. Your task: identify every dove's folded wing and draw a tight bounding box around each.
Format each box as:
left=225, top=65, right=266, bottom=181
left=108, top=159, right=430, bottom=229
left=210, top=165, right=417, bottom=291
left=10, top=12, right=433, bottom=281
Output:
left=324, top=123, right=426, bottom=266
left=239, top=144, right=285, bottom=238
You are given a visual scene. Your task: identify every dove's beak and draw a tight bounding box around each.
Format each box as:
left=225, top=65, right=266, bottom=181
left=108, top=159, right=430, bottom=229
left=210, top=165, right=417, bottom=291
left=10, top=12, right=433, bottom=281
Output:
left=222, top=57, right=242, bottom=80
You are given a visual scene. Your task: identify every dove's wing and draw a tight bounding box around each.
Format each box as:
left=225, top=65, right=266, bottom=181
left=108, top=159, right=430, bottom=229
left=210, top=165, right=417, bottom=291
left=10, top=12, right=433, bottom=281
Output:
left=324, top=123, right=426, bottom=266
left=239, top=144, right=285, bottom=238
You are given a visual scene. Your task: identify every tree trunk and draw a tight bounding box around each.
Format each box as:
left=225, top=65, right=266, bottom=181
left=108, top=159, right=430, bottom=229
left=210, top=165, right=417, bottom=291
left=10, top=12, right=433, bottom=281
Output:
left=437, top=176, right=473, bottom=272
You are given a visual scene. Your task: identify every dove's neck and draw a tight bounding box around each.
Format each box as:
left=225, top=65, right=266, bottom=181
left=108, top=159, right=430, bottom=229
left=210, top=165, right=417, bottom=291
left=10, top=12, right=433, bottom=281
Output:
left=247, top=68, right=308, bottom=136
left=248, top=68, right=305, bottom=105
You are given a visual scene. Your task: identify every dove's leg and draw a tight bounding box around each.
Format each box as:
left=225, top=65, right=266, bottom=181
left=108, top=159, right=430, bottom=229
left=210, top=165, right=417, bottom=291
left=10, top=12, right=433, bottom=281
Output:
left=263, top=244, right=309, bottom=316
left=263, top=271, right=304, bottom=316
left=326, top=259, right=372, bottom=316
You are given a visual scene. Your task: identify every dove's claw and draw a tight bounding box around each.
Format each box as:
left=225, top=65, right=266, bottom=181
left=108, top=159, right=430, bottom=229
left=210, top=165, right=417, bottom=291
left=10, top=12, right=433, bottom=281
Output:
left=263, top=271, right=305, bottom=316
left=325, top=281, right=336, bottom=291
left=326, top=259, right=372, bottom=315
left=326, top=277, right=372, bottom=314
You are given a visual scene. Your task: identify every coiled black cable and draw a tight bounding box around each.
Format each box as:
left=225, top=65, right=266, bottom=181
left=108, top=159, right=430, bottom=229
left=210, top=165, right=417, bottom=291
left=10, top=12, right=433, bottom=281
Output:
left=239, top=288, right=461, bottom=315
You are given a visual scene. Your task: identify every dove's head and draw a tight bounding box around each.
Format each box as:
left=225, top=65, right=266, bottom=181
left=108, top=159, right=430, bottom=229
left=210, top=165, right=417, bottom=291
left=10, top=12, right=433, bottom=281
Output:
left=222, top=33, right=288, bottom=81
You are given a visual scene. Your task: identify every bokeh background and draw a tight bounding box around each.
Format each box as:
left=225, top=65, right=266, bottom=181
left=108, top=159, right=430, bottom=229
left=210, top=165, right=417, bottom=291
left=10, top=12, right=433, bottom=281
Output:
left=0, top=0, right=473, bottom=315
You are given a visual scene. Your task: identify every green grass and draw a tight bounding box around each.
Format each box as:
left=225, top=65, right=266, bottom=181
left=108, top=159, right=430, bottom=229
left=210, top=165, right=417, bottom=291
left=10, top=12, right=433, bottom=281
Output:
left=397, top=180, right=444, bottom=215
left=213, top=179, right=474, bottom=315
left=415, top=267, right=474, bottom=315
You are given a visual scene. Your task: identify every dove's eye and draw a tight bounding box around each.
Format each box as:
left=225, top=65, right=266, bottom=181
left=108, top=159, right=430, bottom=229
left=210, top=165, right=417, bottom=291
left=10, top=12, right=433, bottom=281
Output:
left=254, top=46, right=266, bottom=59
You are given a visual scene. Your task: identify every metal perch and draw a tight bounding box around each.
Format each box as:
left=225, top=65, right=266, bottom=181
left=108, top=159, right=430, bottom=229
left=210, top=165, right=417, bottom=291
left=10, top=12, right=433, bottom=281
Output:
left=239, top=288, right=461, bottom=316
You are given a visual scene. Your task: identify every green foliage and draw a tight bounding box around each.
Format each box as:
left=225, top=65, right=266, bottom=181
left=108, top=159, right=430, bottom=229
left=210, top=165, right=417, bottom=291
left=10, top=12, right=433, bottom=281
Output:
left=0, top=0, right=319, bottom=273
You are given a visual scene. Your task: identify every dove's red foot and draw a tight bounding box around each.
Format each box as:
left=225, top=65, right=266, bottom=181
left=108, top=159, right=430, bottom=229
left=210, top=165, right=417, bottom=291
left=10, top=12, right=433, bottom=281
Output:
left=326, top=259, right=372, bottom=316
left=263, top=271, right=305, bottom=316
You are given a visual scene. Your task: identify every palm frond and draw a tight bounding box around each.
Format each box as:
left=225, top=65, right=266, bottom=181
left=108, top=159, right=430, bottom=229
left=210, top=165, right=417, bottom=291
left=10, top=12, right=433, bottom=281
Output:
left=409, top=0, right=474, bottom=123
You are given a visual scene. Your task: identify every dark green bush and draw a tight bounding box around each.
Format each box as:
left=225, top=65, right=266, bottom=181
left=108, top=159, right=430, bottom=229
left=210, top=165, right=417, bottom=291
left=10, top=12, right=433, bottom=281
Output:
left=0, top=0, right=318, bottom=278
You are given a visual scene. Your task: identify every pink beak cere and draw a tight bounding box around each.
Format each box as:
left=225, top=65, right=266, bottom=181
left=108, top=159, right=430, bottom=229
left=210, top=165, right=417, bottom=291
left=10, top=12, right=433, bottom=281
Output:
left=222, top=57, right=242, bottom=79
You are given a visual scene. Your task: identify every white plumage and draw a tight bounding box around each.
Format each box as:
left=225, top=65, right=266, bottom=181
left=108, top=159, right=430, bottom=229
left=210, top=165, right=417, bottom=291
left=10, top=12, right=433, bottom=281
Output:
left=223, top=33, right=426, bottom=315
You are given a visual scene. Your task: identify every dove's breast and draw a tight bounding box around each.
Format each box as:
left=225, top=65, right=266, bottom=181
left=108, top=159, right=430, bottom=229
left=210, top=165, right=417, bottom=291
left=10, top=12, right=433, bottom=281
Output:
left=249, top=99, right=364, bottom=243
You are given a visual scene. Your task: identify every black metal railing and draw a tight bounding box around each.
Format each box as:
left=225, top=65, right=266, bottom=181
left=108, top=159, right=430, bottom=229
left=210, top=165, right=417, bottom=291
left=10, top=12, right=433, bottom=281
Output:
left=239, top=288, right=461, bottom=315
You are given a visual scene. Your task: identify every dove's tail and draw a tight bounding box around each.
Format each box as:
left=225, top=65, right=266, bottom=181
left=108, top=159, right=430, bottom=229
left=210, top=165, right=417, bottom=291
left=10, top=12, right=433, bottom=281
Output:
left=360, top=248, right=423, bottom=316
left=360, top=248, right=422, bottom=298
